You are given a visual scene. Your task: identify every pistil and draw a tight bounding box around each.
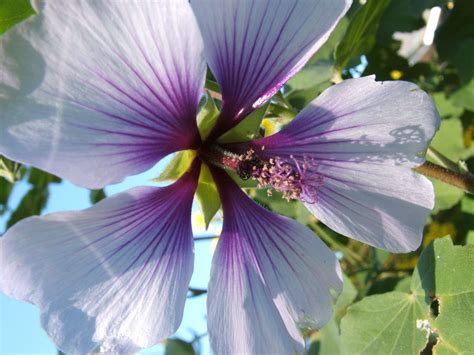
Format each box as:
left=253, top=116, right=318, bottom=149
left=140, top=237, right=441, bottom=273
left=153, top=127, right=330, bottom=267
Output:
left=199, top=144, right=240, bottom=171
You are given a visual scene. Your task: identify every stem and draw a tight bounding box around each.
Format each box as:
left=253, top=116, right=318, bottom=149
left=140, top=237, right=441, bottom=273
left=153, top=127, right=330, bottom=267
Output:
left=426, top=146, right=460, bottom=172
left=415, top=161, right=474, bottom=194
left=361, top=248, right=379, bottom=296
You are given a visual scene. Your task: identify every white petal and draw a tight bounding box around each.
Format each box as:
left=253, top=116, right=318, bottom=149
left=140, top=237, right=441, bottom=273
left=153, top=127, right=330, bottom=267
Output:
left=191, top=0, right=351, bottom=137
left=207, top=168, right=342, bottom=354
left=247, top=76, right=440, bottom=252
left=0, top=164, right=200, bottom=353
left=0, top=0, right=205, bottom=188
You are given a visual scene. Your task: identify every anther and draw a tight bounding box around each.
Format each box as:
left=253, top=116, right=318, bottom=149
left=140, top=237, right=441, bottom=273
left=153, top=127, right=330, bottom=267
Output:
left=237, top=149, right=307, bottom=201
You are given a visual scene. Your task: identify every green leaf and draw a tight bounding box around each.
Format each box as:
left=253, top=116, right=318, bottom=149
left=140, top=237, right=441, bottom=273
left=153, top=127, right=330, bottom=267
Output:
left=284, top=61, right=333, bottom=111
left=165, top=338, right=196, bottom=355
left=309, top=276, right=357, bottom=355
left=436, top=0, right=474, bottom=84
left=196, top=164, right=221, bottom=229
left=451, top=78, right=474, bottom=111
left=466, top=231, right=474, bottom=245
left=286, top=61, right=333, bottom=92
left=411, top=237, right=474, bottom=354
left=0, top=0, right=36, bottom=35
left=339, top=238, right=474, bottom=355
left=7, top=187, right=49, bottom=228
left=431, top=92, right=464, bottom=119
left=90, top=189, right=106, bottom=204
left=461, top=194, right=474, bottom=214
left=334, top=275, right=358, bottom=322
left=309, top=320, right=341, bottom=355
left=217, top=103, right=269, bottom=144
left=153, top=150, right=197, bottom=182
left=431, top=179, right=464, bottom=214
left=5, top=168, right=61, bottom=227
left=335, top=0, right=391, bottom=70
left=443, top=38, right=474, bottom=84
left=0, top=156, right=23, bottom=183
left=28, top=168, right=61, bottom=188
left=204, top=78, right=220, bottom=94
left=0, top=178, right=13, bottom=215
left=394, top=277, right=412, bottom=293
left=310, top=16, right=349, bottom=63
left=252, top=189, right=310, bottom=225
left=430, top=118, right=474, bottom=162
left=267, top=103, right=297, bottom=121
left=197, top=92, right=220, bottom=140
left=340, top=292, right=430, bottom=354
left=286, top=80, right=332, bottom=111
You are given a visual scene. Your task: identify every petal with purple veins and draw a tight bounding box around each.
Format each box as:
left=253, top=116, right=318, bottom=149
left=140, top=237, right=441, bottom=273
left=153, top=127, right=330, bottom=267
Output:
left=241, top=76, right=440, bottom=252
left=207, top=168, right=342, bottom=354
left=191, top=0, right=351, bottom=138
left=0, top=0, right=205, bottom=189
left=0, top=162, right=200, bottom=354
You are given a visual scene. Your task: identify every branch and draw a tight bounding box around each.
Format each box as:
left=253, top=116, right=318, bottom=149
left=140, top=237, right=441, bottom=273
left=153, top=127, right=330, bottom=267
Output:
left=415, top=161, right=474, bottom=194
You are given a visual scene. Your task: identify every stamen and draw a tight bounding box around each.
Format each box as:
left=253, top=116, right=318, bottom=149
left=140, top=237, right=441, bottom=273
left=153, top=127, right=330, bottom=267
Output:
left=237, top=149, right=323, bottom=203
left=289, top=154, right=324, bottom=204
left=199, top=145, right=323, bottom=203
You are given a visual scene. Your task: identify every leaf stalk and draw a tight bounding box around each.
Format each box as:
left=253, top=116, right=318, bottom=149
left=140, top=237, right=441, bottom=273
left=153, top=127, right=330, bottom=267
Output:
left=415, top=161, right=474, bottom=194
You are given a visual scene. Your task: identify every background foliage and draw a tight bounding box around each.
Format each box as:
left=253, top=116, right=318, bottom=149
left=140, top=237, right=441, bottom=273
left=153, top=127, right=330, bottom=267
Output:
left=1, top=0, right=473, bottom=354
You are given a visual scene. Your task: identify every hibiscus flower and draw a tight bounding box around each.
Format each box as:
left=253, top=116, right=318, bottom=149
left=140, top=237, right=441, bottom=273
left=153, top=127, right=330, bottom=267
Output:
left=0, top=0, right=440, bottom=354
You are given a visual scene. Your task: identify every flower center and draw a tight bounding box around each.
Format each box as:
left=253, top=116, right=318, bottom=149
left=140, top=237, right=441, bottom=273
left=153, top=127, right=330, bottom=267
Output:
left=199, top=145, right=323, bottom=203
left=237, top=149, right=303, bottom=201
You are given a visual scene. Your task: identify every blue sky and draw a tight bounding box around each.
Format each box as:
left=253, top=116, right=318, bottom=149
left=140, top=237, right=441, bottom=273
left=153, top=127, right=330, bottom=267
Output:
left=0, top=157, right=215, bottom=354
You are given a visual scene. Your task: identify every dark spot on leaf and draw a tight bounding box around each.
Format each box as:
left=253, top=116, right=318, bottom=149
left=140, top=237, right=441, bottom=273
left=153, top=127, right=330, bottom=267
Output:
left=430, top=298, right=440, bottom=318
